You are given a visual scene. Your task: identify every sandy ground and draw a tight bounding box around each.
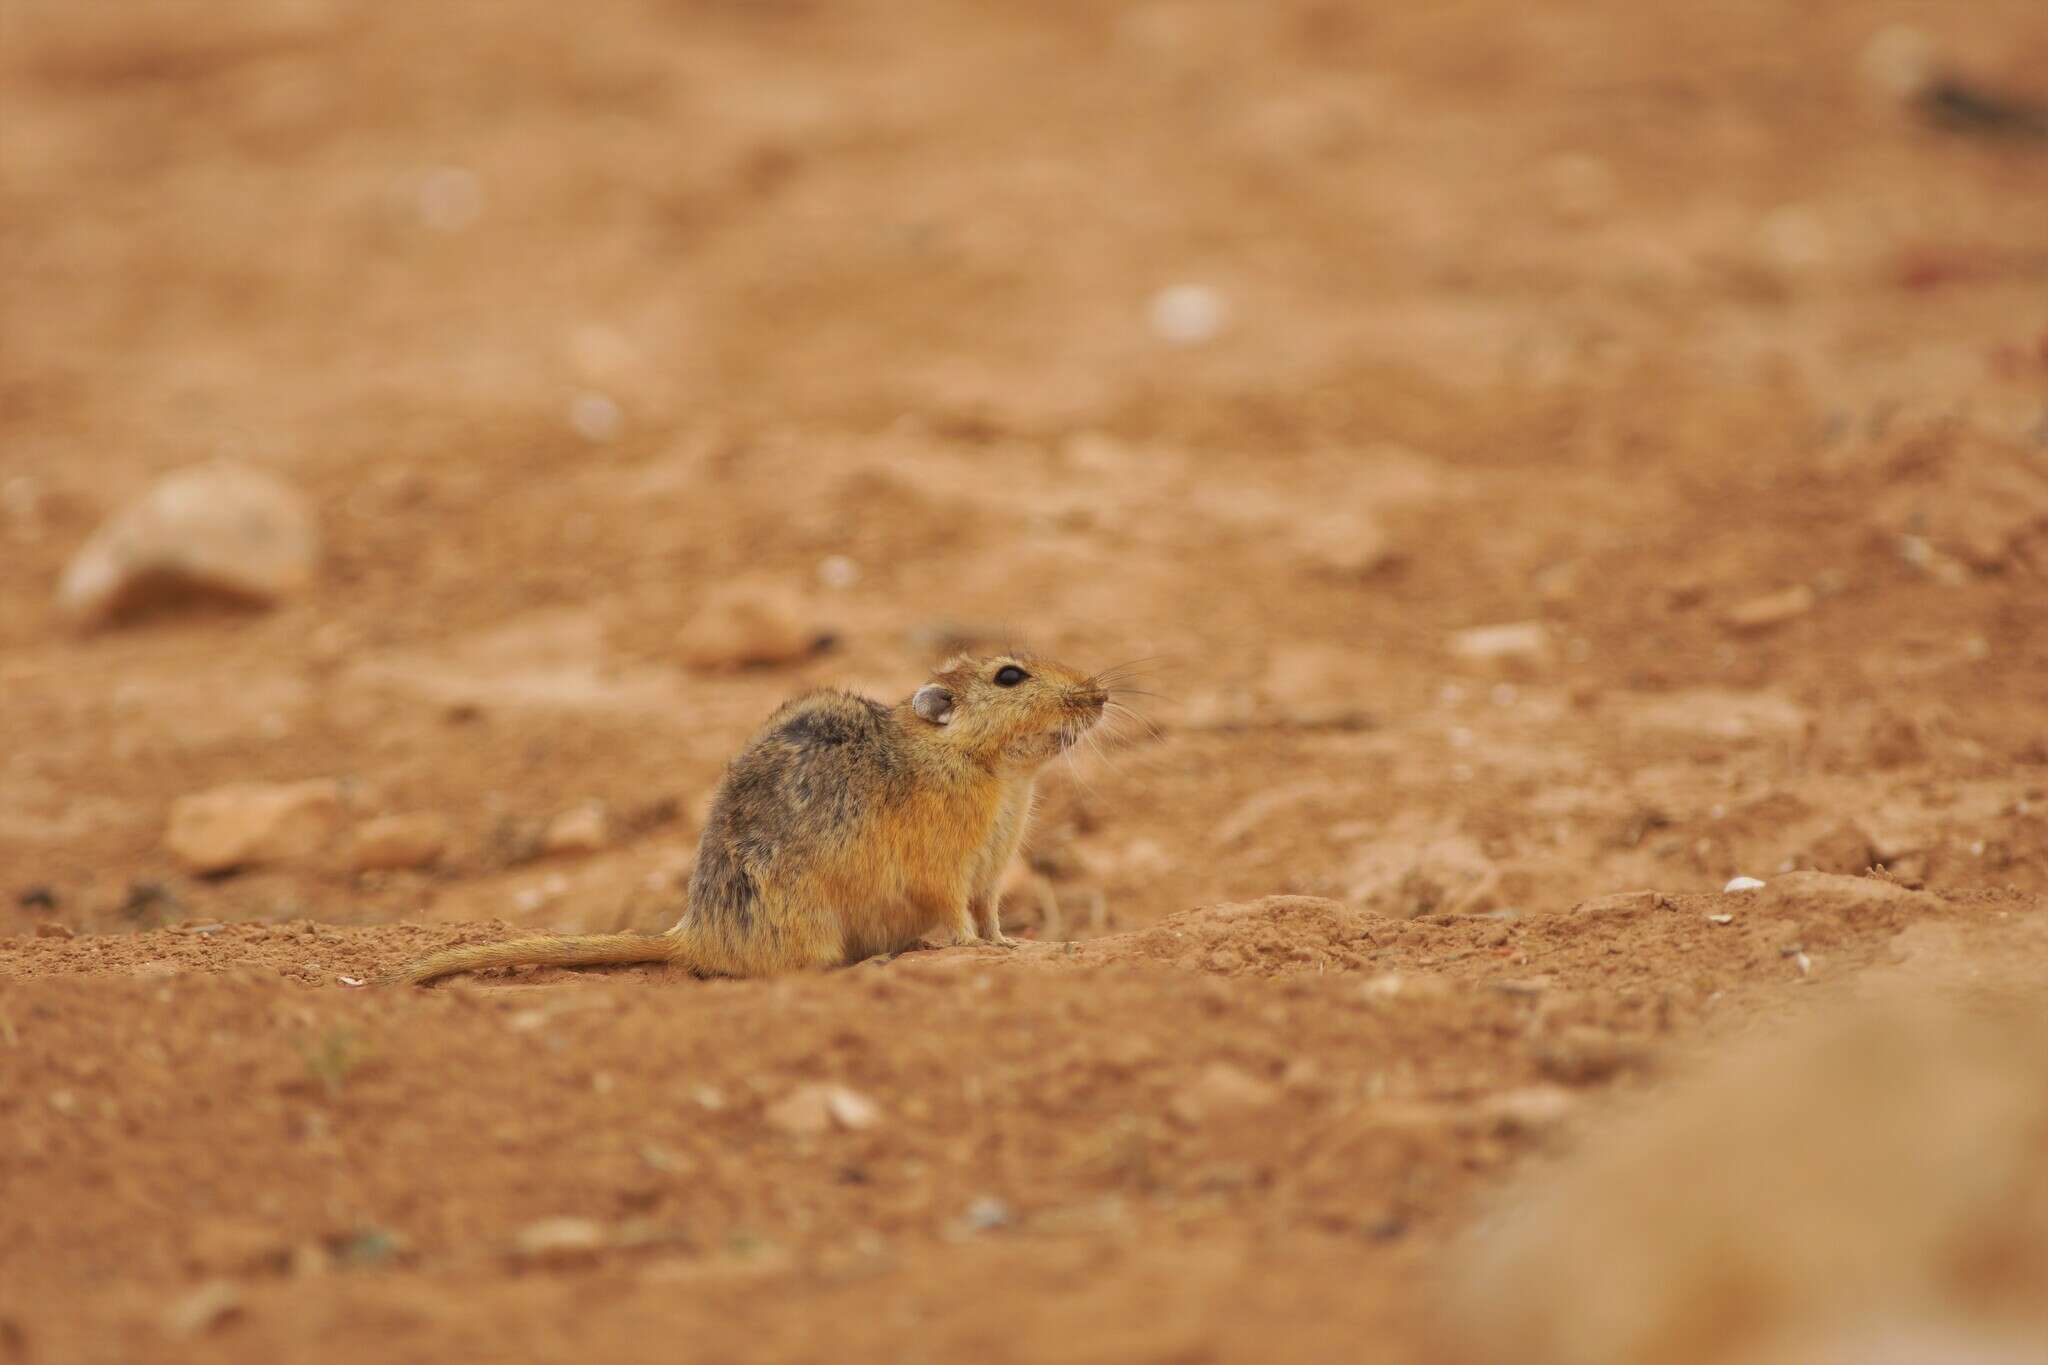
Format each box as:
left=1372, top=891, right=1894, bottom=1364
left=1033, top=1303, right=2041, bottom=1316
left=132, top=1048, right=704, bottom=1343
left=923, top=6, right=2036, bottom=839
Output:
left=3, top=0, right=2047, bottom=1361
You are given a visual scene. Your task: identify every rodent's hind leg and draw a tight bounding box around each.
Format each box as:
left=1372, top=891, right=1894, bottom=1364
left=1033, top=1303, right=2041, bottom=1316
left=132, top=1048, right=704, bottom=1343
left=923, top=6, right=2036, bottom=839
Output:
left=973, top=897, right=1019, bottom=948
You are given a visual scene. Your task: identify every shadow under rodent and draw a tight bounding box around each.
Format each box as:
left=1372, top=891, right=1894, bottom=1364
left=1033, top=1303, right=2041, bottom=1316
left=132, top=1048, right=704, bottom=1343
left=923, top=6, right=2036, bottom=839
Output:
left=383, top=653, right=1108, bottom=986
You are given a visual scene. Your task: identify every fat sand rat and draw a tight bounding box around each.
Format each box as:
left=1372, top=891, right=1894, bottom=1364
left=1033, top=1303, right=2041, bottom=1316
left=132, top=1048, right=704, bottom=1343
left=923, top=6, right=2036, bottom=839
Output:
left=385, top=653, right=1124, bottom=985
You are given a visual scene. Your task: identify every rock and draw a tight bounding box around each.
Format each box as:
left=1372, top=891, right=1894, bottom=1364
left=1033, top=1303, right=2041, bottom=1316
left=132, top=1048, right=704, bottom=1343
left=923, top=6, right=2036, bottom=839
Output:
left=1476, top=1085, right=1577, bottom=1133
left=1536, top=1026, right=1643, bottom=1085
left=1858, top=24, right=1935, bottom=99
left=1572, top=890, right=1666, bottom=916
left=1531, top=560, right=1581, bottom=604
left=542, top=804, right=610, bottom=857
left=1723, top=876, right=1767, bottom=893
left=58, top=461, right=318, bottom=628
left=1762, top=870, right=1937, bottom=911
left=413, top=165, right=484, bottom=232
left=1448, top=621, right=1553, bottom=672
left=160, top=1281, right=242, bottom=1339
left=766, top=1083, right=880, bottom=1136
left=1147, top=283, right=1229, bottom=346
left=1898, top=534, right=1972, bottom=585
left=1360, top=971, right=1455, bottom=1003
left=1798, top=821, right=1880, bottom=876
left=1295, top=511, right=1394, bottom=576
left=34, top=921, right=74, bottom=939
left=350, top=812, right=449, bottom=872
left=677, top=585, right=831, bottom=671
left=962, top=1196, right=1013, bottom=1232
left=1757, top=206, right=1830, bottom=273
left=1447, top=994, right=2048, bottom=1365
left=512, top=1217, right=608, bottom=1261
left=1723, top=584, right=1816, bottom=631
left=1170, top=1062, right=1282, bottom=1124
left=567, top=391, right=622, bottom=443
left=165, top=779, right=343, bottom=874
left=186, top=1217, right=291, bottom=1275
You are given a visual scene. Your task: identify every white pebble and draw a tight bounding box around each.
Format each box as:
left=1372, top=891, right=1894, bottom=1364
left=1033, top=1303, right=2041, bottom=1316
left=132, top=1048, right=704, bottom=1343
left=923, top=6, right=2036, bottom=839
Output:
left=1148, top=284, right=1228, bottom=346
left=1723, top=876, right=1766, bottom=893
left=963, top=1196, right=1012, bottom=1231
left=568, top=392, right=622, bottom=443
left=817, top=555, right=861, bottom=589
left=416, top=166, right=484, bottom=233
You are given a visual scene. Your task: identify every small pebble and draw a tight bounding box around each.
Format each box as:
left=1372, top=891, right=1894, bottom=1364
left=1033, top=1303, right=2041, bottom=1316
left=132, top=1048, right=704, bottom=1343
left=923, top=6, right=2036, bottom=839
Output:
left=963, top=1196, right=1012, bottom=1231
left=678, top=584, right=831, bottom=671
left=1148, top=284, right=1228, bottom=346
left=161, top=1281, right=242, bottom=1338
left=512, top=1217, right=607, bottom=1260
left=568, top=392, right=622, bottom=443
left=1723, top=876, right=1766, bottom=893
left=1858, top=24, right=1934, bottom=99
left=1757, top=206, right=1830, bottom=273
left=543, top=804, right=611, bottom=857
left=1449, top=621, right=1553, bottom=671
left=1723, top=584, right=1815, bottom=631
left=415, top=166, right=484, bottom=232
left=766, top=1083, right=881, bottom=1136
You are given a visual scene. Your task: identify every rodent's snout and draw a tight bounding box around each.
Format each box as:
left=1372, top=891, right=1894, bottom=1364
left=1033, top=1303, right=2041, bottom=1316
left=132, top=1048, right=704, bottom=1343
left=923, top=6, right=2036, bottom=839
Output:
left=1066, top=684, right=1109, bottom=722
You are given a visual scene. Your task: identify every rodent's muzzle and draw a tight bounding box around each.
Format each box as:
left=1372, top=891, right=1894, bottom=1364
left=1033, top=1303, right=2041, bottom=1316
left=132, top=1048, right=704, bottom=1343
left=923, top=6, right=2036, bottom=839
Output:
left=1052, top=686, right=1108, bottom=749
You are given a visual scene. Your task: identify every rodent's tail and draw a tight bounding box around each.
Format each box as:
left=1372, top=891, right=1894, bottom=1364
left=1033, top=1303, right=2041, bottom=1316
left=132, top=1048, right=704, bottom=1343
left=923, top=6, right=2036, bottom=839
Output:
left=381, top=931, right=685, bottom=987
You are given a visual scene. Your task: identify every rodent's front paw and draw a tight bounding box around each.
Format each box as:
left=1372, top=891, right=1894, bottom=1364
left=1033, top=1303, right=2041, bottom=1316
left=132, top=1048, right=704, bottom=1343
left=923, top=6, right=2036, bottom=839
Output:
left=985, top=931, right=1020, bottom=948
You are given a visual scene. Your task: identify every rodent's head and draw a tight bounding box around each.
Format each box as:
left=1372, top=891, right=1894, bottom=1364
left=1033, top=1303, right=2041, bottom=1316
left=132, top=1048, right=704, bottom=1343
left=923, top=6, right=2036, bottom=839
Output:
left=904, top=653, right=1106, bottom=773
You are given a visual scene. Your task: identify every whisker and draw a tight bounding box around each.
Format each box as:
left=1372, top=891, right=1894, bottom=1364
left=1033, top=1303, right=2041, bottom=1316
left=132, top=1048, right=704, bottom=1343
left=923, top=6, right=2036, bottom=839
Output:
left=1060, top=724, right=1099, bottom=798
left=1096, top=666, right=1166, bottom=688
left=1105, top=701, right=1166, bottom=745
left=1093, top=657, right=1169, bottom=687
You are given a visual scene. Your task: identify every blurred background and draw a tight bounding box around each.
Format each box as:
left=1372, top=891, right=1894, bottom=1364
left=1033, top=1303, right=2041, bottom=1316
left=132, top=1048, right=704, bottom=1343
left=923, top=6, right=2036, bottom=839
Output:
left=3, top=2, right=2048, bottom=1359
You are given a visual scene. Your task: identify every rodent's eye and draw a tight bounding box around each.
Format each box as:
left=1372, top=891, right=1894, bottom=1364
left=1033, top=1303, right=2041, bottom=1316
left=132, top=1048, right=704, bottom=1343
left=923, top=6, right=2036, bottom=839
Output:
left=993, top=665, right=1029, bottom=687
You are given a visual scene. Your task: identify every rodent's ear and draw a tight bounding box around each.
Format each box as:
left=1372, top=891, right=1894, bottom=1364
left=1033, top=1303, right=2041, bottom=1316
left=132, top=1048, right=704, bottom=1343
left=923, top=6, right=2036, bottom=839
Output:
left=912, top=684, right=955, bottom=726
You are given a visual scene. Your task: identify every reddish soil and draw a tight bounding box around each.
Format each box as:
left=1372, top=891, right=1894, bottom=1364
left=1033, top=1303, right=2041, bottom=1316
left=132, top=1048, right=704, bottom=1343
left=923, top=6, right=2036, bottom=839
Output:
left=4, top=0, right=2047, bottom=1361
